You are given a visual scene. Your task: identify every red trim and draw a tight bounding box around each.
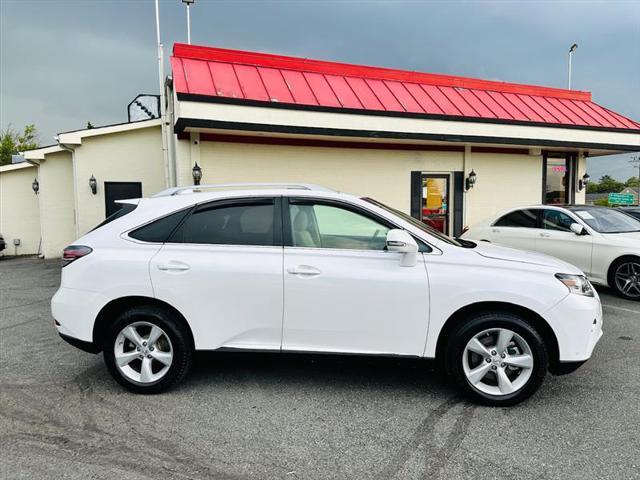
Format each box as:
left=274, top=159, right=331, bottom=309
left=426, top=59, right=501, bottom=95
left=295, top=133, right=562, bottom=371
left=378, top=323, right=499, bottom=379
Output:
left=173, top=43, right=591, bottom=101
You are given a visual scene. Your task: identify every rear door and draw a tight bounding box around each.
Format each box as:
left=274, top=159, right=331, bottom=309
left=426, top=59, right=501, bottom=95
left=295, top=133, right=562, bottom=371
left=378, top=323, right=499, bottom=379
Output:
left=149, top=197, right=284, bottom=350
left=534, top=208, right=593, bottom=274
left=487, top=209, right=539, bottom=251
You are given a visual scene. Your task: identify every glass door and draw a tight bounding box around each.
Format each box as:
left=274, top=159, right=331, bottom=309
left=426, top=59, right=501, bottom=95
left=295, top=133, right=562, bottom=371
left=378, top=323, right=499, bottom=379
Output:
left=420, top=174, right=450, bottom=235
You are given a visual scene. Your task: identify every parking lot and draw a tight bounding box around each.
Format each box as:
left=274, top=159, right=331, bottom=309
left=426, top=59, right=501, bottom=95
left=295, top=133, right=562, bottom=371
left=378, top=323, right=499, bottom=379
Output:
left=1, top=256, right=638, bottom=480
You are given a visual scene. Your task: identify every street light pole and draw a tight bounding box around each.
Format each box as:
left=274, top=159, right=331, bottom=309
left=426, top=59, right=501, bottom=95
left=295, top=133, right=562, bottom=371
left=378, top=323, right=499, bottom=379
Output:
left=182, top=0, right=195, bottom=45
left=155, top=0, right=170, bottom=188
left=567, top=43, right=578, bottom=89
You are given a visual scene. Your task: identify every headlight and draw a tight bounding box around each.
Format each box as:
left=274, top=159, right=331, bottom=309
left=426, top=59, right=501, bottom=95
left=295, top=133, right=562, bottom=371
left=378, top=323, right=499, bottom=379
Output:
left=555, top=273, right=594, bottom=297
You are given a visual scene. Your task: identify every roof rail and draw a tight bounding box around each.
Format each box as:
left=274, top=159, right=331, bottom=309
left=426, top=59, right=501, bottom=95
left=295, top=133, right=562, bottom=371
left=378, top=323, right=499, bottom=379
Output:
left=152, top=182, right=335, bottom=197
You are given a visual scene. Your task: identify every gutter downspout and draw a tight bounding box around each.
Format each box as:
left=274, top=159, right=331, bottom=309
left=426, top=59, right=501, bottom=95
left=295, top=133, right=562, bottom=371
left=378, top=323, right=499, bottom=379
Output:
left=58, top=142, right=81, bottom=238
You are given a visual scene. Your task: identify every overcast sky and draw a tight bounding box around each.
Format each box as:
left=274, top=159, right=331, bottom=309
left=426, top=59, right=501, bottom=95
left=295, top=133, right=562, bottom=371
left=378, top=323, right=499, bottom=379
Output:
left=1, top=0, right=638, bottom=180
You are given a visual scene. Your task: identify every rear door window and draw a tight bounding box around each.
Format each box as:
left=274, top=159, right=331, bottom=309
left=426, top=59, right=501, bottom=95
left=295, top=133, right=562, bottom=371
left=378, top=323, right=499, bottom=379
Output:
left=494, top=209, right=539, bottom=228
left=170, top=198, right=278, bottom=246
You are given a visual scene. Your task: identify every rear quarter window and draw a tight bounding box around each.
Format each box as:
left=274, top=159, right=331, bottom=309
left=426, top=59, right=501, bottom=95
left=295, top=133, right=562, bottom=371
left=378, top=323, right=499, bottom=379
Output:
left=129, top=208, right=192, bottom=243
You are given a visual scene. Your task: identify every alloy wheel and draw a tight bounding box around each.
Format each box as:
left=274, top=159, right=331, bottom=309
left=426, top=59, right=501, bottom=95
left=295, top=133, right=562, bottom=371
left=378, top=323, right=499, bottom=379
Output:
left=462, top=328, right=534, bottom=396
left=614, top=261, right=640, bottom=299
left=114, top=321, right=173, bottom=384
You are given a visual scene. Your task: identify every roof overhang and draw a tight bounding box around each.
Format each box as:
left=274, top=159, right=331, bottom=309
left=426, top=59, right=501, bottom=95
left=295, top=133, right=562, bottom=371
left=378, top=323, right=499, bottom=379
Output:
left=57, top=118, right=161, bottom=146
left=174, top=99, right=640, bottom=156
left=0, top=162, right=36, bottom=173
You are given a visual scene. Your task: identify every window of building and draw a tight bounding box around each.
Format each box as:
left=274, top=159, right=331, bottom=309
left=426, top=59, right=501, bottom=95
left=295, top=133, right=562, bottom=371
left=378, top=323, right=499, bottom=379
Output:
left=289, top=202, right=389, bottom=250
left=494, top=209, right=539, bottom=228
left=170, top=200, right=276, bottom=246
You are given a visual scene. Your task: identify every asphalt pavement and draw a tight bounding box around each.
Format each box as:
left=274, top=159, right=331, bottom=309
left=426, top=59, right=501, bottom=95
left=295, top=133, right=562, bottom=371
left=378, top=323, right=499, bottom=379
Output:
left=1, top=257, right=638, bottom=479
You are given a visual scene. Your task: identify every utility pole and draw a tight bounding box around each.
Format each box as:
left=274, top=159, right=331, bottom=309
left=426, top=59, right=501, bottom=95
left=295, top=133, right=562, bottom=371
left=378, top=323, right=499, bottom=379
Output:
left=182, top=0, right=195, bottom=44
left=567, top=43, right=578, bottom=89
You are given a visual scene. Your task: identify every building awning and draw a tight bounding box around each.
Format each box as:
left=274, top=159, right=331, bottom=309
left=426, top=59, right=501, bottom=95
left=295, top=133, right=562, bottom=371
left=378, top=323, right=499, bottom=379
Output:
left=171, top=43, right=639, bottom=133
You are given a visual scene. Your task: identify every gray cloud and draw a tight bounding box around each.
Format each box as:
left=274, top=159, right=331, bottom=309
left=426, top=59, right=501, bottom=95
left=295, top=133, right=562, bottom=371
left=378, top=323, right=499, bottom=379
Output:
left=1, top=0, right=638, bottom=178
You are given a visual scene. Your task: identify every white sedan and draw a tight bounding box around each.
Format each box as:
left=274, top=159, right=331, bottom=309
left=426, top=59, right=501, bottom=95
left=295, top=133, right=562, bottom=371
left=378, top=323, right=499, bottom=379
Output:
left=462, top=205, right=640, bottom=300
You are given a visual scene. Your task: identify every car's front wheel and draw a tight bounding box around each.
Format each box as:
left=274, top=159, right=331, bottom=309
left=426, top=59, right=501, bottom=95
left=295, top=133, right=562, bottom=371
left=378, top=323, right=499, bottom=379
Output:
left=444, top=312, right=548, bottom=406
left=103, top=305, right=193, bottom=393
left=609, top=257, right=640, bottom=301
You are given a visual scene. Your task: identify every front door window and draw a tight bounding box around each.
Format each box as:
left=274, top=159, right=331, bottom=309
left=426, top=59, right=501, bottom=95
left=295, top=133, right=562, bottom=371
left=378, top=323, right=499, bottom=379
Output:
left=421, top=175, right=450, bottom=234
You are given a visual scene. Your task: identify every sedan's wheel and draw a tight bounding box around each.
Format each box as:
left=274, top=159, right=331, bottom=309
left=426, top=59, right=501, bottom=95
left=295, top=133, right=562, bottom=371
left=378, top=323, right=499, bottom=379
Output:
left=114, top=322, right=174, bottom=384
left=612, top=259, right=640, bottom=301
left=445, top=312, right=548, bottom=406
left=103, top=305, right=193, bottom=394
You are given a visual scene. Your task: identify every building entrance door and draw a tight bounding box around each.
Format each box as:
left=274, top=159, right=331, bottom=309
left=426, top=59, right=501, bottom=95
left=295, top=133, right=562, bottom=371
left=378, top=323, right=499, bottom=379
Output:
left=420, top=174, right=450, bottom=235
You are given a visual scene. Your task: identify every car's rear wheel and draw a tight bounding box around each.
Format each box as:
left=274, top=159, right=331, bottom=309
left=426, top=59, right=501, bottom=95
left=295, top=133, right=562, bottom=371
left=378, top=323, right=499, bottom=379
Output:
left=444, top=312, right=548, bottom=406
left=609, top=257, right=640, bottom=301
left=103, top=305, right=193, bottom=393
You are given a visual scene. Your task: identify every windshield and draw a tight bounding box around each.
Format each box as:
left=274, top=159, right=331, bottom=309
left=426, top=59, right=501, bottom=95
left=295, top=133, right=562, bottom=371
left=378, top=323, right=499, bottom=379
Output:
left=571, top=207, right=640, bottom=233
left=362, top=197, right=464, bottom=247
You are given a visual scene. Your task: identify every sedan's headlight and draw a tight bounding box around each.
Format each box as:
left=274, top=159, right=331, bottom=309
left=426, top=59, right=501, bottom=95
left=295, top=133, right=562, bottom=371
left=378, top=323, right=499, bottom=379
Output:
left=555, top=273, right=594, bottom=297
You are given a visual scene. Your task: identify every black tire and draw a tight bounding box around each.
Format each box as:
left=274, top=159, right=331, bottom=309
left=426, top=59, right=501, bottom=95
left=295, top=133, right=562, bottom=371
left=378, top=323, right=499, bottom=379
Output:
left=608, top=256, right=640, bottom=301
left=103, top=305, right=193, bottom=394
left=443, top=312, right=548, bottom=407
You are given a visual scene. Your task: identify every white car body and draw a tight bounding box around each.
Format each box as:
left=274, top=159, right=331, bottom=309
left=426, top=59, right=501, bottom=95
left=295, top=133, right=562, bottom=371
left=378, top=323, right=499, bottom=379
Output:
left=51, top=184, right=603, bottom=403
left=462, top=205, right=640, bottom=290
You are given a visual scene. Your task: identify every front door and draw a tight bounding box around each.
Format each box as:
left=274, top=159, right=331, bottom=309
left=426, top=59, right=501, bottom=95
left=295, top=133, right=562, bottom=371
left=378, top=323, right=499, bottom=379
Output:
left=420, top=174, right=450, bottom=235
left=149, top=197, right=284, bottom=350
left=534, top=208, right=593, bottom=275
left=281, top=198, right=430, bottom=356
left=104, top=181, right=142, bottom=217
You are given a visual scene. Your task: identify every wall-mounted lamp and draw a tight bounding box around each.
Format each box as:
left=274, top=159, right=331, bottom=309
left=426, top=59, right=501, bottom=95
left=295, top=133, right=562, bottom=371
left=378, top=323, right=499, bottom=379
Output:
left=465, top=169, right=477, bottom=191
left=578, top=173, right=590, bottom=191
left=89, top=174, right=98, bottom=195
left=32, top=178, right=39, bottom=195
left=192, top=162, right=202, bottom=185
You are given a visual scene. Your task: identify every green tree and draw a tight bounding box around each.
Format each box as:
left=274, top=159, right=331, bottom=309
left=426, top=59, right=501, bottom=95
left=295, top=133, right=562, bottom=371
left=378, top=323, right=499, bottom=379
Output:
left=595, top=175, right=625, bottom=193
left=0, top=124, right=39, bottom=166
left=625, top=176, right=640, bottom=188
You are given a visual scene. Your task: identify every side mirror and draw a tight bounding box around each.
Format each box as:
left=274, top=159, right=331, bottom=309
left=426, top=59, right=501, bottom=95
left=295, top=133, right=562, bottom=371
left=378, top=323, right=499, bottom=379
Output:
left=386, top=229, right=418, bottom=267
left=570, top=223, right=586, bottom=235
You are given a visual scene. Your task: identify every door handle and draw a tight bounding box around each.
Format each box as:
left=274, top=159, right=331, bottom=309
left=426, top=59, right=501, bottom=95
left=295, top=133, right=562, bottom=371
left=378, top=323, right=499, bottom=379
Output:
left=287, top=265, right=321, bottom=276
left=157, top=261, right=190, bottom=272
left=491, top=228, right=500, bottom=233
left=539, top=232, right=551, bottom=238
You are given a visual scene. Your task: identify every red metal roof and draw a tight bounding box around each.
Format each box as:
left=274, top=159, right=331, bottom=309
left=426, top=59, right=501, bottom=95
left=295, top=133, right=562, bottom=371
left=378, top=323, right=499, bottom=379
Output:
left=171, top=43, right=640, bottom=131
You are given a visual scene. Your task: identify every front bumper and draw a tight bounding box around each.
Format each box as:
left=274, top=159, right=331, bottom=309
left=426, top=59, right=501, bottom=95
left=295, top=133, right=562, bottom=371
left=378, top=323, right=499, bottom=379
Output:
left=545, top=292, right=603, bottom=363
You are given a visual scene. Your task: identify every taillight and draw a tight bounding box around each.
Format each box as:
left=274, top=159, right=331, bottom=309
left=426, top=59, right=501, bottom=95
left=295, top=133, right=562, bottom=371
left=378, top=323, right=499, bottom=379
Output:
left=62, top=245, right=93, bottom=267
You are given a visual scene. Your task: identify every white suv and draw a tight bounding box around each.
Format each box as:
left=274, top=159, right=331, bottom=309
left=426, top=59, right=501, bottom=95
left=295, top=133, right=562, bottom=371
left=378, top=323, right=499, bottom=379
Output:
left=52, top=184, right=603, bottom=406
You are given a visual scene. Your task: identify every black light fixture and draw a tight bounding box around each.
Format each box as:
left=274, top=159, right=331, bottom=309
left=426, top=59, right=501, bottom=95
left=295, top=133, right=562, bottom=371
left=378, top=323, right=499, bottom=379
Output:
left=32, top=178, right=39, bottom=195
left=465, top=169, right=477, bottom=191
left=578, top=173, right=590, bottom=191
left=89, top=174, right=98, bottom=195
left=192, top=162, right=202, bottom=185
